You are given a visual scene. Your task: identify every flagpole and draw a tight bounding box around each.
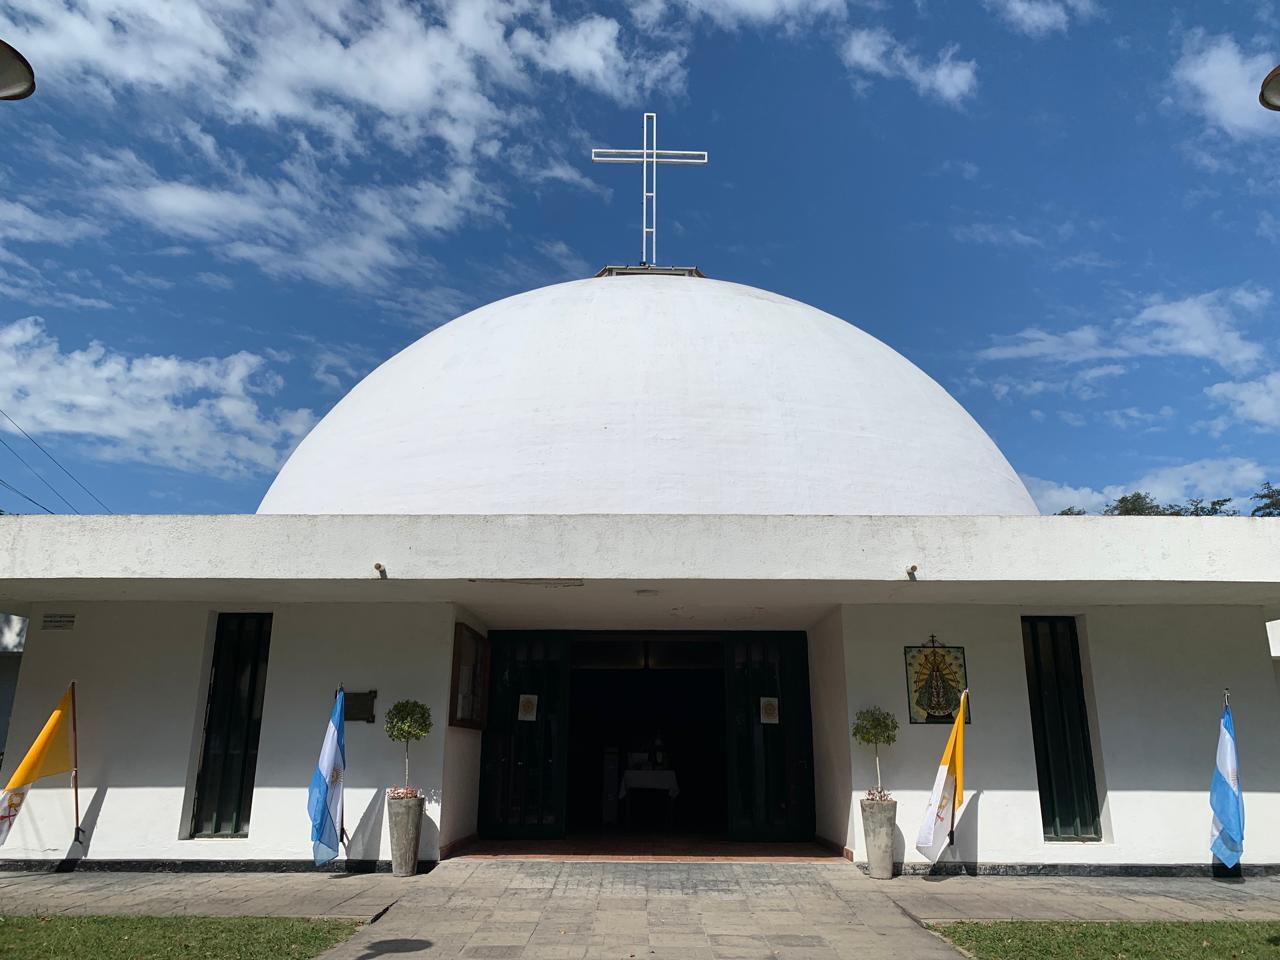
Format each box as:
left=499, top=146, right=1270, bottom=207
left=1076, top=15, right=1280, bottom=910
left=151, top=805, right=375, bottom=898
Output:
left=338, top=685, right=348, bottom=856
left=70, top=681, right=83, bottom=845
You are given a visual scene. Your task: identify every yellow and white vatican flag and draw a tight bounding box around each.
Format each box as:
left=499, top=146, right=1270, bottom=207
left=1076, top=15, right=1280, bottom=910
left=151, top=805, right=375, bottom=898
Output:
left=915, top=688, right=968, bottom=863
left=0, top=684, right=80, bottom=846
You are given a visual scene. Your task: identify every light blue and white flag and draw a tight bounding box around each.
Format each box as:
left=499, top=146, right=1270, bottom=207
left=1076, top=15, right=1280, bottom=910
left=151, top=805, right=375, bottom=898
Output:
left=308, top=687, right=345, bottom=866
left=1210, top=699, right=1244, bottom=869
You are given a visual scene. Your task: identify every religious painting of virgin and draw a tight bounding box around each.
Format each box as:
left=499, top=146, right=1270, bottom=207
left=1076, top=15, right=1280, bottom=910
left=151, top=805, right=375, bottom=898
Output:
left=904, top=636, right=970, bottom=724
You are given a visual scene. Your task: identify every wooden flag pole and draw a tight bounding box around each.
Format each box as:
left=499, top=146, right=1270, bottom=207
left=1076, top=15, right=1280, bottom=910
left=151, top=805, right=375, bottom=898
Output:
left=70, top=681, right=83, bottom=845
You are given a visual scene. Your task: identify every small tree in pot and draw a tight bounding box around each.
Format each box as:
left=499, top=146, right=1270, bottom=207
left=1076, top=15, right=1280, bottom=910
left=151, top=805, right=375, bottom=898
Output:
left=852, top=706, right=899, bottom=879
left=385, top=700, right=433, bottom=877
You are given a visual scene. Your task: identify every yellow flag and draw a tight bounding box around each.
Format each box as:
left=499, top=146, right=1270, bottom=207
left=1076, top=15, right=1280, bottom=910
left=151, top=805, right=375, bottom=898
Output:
left=0, top=685, right=78, bottom=846
left=915, top=689, right=968, bottom=862
left=4, top=687, right=74, bottom=792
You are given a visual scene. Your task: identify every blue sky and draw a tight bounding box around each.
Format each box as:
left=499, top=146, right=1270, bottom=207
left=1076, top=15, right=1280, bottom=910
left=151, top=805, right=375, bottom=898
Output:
left=0, top=0, right=1276, bottom=515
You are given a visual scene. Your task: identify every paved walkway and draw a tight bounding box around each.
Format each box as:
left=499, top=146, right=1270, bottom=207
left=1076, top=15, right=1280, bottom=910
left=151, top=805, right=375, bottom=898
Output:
left=4, top=861, right=1280, bottom=959
left=317, top=859, right=960, bottom=959
left=0, top=869, right=404, bottom=920
left=880, top=873, right=1280, bottom=924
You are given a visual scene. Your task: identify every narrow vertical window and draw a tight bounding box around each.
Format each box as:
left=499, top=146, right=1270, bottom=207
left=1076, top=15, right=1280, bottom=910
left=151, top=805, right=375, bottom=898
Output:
left=190, top=613, right=272, bottom=837
left=1021, top=616, right=1102, bottom=841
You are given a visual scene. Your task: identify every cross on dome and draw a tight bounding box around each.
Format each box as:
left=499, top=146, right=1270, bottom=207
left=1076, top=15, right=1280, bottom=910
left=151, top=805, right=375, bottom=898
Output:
left=592, top=113, right=708, bottom=266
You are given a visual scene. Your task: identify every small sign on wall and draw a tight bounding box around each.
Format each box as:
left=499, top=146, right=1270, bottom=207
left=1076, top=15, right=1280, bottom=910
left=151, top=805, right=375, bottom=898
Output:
left=518, top=694, right=538, bottom=722
left=40, top=614, right=75, bottom=631
left=760, top=697, right=779, bottom=724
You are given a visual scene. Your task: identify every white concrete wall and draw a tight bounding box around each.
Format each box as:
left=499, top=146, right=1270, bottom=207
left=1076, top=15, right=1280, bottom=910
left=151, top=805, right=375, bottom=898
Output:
left=841, top=604, right=1280, bottom=867
left=4, top=601, right=455, bottom=863
left=807, top=607, right=852, bottom=850
left=438, top=608, right=486, bottom=852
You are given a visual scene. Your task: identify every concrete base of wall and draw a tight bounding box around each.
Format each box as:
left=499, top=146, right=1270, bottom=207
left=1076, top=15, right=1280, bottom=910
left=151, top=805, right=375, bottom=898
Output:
left=856, top=861, right=1271, bottom=877
left=0, top=859, right=440, bottom=874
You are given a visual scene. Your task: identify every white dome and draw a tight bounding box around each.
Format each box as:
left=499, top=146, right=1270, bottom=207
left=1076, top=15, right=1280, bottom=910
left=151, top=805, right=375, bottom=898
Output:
left=259, top=275, right=1037, bottom=516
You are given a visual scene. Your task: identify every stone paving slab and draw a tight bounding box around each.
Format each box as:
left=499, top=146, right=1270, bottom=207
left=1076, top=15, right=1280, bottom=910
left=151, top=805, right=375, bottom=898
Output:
left=0, top=871, right=407, bottom=921
left=877, top=874, right=1280, bottom=924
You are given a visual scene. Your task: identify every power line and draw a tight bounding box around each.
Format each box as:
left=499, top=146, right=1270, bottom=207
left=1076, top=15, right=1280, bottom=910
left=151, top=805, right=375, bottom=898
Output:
left=0, top=406, right=112, bottom=514
left=0, top=474, right=54, bottom=514
left=0, top=432, right=79, bottom=514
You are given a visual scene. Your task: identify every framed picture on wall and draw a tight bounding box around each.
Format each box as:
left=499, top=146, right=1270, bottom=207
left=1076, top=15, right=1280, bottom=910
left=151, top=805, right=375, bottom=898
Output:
left=449, top=622, right=491, bottom=729
left=904, top=634, right=970, bottom=724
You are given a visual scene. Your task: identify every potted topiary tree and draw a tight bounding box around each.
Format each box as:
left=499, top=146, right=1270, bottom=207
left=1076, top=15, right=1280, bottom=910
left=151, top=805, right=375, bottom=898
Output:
left=384, top=699, right=433, bottom=877
left=851, top=706, right=899, bottom=879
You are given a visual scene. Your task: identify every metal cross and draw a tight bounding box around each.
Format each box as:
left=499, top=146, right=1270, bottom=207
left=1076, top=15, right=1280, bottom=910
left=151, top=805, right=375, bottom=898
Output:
left=592, top=112, right=708, bottom=266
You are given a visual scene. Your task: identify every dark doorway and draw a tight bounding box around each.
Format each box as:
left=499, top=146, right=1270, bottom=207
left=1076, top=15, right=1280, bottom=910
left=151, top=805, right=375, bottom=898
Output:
left=478, top=630, right=815, bottom=844
left=567, top=635, right=726, bottom=836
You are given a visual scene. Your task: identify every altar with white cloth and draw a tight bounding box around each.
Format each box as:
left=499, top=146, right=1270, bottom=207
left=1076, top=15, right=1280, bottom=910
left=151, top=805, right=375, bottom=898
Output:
left=618, top=768, right=679, bottom=829
left=618, top=769, right=680, bottom=798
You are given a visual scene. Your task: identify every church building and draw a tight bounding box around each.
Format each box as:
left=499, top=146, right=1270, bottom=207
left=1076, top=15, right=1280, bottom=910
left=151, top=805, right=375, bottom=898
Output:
left=1, top=265, right=1278, bottom=873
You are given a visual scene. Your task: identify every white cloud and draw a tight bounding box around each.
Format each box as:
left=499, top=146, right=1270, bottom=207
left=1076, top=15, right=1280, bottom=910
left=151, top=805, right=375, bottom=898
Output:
left=1171, top=32, right=1278, bottom=140
left=1022, top=475, right=1110, bottom=513
left=0, top=199, right=101, bottom=245
left=4, top=1, right=684, bottom=156
left=952, top=221, right=1042, bottom=247
left=842, top=28, right=978, bottom=106
left=983, top=0, right=1096, bottom=38
left=1024, top=456, right=1269, bottom=514
left=980, top=285, right=1267, bottom=374
left=195, top=271, right=234, bottom=290
left=1102, top=405, right=1175, bottom=430
left=0, top=614, right=26, bottom=653
left=511, top=16, right=685, bottom=102
left=0, top=316, right=313, bottom=476
left=1206, top=371, right=1280, bottom=430
left=638, top=0, right=845, bottom=29
left=0, top=0, right=693, bottom=306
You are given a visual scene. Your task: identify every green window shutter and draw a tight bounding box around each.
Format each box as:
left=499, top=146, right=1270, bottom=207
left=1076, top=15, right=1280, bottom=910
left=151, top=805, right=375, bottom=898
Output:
left=1021, top=617, right=1102, bottom=841
left=191, top=612, right=273, bottom=838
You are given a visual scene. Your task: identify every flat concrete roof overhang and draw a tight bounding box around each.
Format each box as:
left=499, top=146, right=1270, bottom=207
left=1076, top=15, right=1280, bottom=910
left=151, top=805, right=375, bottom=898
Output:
left=2, top=514, right=1279, bottom=628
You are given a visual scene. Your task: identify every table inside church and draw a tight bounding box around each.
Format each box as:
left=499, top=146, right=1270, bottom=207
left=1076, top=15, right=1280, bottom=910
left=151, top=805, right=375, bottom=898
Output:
left=618, top=769, right=679, bottom=829
left=618, top=769, right=680, bottom=798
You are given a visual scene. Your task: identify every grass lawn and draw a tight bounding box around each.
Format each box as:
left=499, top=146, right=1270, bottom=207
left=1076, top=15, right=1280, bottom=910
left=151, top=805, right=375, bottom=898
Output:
left=0, top=915, right=360, bottom=959
left=941, top=920, right=1280, bottom=960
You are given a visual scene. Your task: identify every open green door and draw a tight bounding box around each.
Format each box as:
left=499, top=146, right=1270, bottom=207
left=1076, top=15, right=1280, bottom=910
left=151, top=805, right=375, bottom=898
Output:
left=478, top=632, right=570, bottom=839
left=725, top=632, right=816, bottom=841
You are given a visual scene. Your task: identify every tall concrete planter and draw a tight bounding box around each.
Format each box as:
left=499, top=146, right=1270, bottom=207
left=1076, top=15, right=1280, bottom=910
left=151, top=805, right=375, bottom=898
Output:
left=388, top=793, right=424, bottom=877
left=860, top=798, right=897, bottom=880
left=384, top=699, right=433, bottom=878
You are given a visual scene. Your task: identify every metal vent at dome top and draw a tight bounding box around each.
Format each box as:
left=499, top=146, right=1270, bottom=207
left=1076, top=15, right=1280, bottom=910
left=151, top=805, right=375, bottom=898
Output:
left=595, top=264, right=706, bottom=278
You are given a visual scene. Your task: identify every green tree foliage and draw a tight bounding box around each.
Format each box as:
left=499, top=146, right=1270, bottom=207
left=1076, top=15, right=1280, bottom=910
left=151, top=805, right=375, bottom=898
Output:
left=851, top=706, right=899, bottom=800
left=1055, top=506, right=1087, bottom=516
left=1102, top=492, right=1165, bottom=515
left=385, top=700, right=433, bottom=792
left=1252, top=481, right=1280, bottom=517
left=1099, top=492, right=1238, bottom=516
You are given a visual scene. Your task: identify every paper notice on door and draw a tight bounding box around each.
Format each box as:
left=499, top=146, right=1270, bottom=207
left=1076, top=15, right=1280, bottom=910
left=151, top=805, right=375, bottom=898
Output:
left=518, top=694, right=539, bottom=722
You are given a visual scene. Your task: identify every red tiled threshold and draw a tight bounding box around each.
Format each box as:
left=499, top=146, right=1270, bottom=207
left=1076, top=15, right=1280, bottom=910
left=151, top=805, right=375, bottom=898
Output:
left=452, top=836, right=843, bottom=862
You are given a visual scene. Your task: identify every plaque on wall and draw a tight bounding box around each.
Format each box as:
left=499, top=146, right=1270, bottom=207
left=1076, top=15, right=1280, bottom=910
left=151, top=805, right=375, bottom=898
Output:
left=517, top=694, right=538, bottom=722
left=904, top=634, right=970, bottom=724
left=759, top=697, right=780, bottom=724
left=343, top=689, right=377, bottom=723
left=449, top=622, right=491, bottom=729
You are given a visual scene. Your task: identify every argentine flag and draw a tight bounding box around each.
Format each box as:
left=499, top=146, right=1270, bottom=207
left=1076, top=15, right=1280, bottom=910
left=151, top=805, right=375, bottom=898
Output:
left=308, top=688, right=345, bottom=865
left=1210, top=700, right=1244, bottom=869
